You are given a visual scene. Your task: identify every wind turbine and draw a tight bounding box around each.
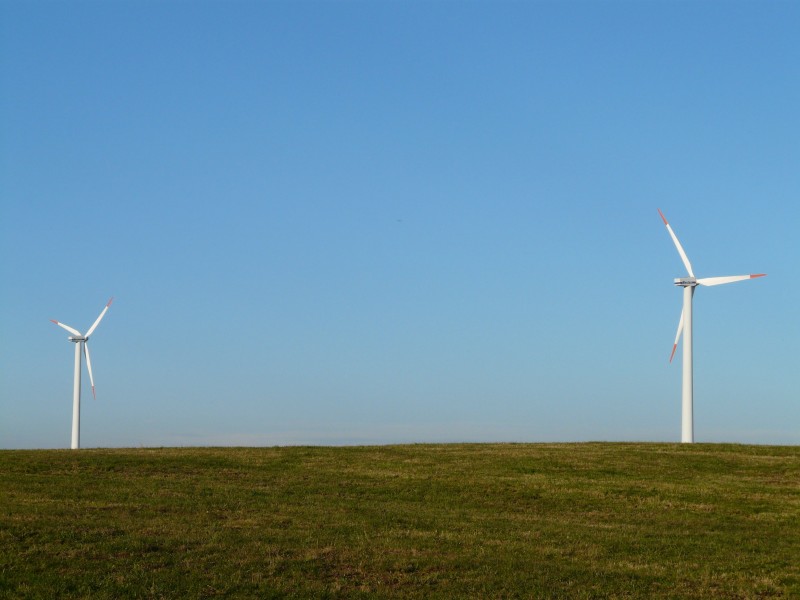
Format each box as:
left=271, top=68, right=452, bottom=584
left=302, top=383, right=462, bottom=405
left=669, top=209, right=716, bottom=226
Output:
left=658, top=209, right=765, bottom=443
left=50, top=297, right=114, bottom=449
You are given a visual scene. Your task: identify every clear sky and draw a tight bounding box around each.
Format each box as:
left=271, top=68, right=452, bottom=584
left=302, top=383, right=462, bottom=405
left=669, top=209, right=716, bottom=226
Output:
left=1, top=1, right=798, bottom=449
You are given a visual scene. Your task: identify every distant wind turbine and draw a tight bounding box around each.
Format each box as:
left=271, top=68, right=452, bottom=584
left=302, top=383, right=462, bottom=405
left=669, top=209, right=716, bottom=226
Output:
left=50, top=297, right=114, bottom=449
left=658, top=209, right=765, bottom=443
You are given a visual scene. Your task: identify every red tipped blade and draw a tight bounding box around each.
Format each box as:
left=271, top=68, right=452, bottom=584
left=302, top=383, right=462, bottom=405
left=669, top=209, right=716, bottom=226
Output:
left=85, top=298, right=113, bottom=338
left=83, top=343, right=96, bottom=397
left=697, top=274, right=767, bottom=286
left=658, top=209, right=695, bottom=278
left=51, top=320, right=82, bottom=337
left=670, top=308, right=684, bottom=363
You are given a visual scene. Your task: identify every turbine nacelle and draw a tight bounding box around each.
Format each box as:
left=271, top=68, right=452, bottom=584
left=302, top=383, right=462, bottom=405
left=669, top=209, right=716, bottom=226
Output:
left=674, top=277, right=697, bottom=287
left=68, top=337, right=88, bottom=343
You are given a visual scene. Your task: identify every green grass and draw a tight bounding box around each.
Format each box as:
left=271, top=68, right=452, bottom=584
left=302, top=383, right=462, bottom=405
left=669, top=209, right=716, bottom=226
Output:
left=1, top=443, right=798, bottom=598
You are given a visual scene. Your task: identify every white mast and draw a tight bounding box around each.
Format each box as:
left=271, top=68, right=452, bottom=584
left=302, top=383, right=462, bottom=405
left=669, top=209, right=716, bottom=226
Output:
left=681, top=284, right=694, bottom=443
left=71, top=341, right=82, bottom=449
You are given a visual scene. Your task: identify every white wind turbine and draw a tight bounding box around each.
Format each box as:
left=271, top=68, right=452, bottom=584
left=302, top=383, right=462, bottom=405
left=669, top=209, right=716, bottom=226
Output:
left=50, top=297, right=114, bottom=449
left=658, top=209, right=765, bottom=443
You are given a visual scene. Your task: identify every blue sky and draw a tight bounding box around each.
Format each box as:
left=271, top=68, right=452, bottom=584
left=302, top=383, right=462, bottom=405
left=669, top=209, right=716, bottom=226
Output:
left=1, top=1, right=798, bottom=449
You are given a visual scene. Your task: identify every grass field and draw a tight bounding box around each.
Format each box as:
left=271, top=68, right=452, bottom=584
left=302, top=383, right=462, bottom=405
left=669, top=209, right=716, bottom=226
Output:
left=1, top=443, right=798, bottom=598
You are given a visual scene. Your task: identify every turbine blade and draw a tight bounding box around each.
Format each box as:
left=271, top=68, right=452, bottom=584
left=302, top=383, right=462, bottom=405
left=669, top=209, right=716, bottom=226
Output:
left=83, top=343, right=96, bottom=399
left=670, top=309, right=684, bottom=363
left=50, top=320, right=82, bottom=337
left=696, top=274, right=766, bottom=286
left=658, top=209, right=695, bottom=277
left=85, top=297, right=114, bottom=338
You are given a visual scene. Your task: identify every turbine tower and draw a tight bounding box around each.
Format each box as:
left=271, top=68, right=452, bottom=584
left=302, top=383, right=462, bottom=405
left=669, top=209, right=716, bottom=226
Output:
left=658, top=209, right=764, bottom=443
left=50, top=297, right=114, bottom=449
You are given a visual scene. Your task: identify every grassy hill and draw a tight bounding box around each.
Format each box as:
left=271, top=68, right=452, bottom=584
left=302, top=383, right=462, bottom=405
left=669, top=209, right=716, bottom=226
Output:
left=1, top=443, right=798, bottom=598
